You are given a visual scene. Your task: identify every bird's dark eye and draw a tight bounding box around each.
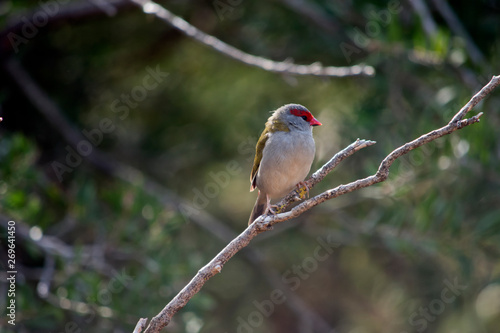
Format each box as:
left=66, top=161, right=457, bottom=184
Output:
left=301, top=116, right=308, bottom=121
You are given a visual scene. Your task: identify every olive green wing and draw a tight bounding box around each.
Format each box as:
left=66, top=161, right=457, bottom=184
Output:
left=250, top=129, right=269, bottom=191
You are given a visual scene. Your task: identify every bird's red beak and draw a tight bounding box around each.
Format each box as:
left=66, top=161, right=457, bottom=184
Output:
left=310, top=117, right=322, bottom=126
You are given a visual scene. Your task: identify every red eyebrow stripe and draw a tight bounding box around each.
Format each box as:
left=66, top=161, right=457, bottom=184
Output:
left=290, top=108, right=313, bottom=121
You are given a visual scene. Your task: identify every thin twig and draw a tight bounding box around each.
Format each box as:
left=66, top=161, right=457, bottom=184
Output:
left=137, top=75, right=499, bottom=332
left=129, top=0, right=375, bottom=78
left=133, top=318, right=148, bottom=333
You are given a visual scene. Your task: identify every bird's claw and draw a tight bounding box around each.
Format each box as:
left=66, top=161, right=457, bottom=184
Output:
left=295, top=181, right=310, bottom=200
left=268, top=204, right=279, bottom=215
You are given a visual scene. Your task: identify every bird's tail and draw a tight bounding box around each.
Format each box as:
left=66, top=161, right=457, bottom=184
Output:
left=248, top=191, right=267, bottom=225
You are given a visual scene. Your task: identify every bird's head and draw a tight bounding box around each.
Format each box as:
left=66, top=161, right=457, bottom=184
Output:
left=270, top=104, right=322, bottom=132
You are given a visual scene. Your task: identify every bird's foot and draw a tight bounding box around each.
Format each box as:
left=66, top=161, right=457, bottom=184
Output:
left=267, top=204, right=280, bottom=215
left=256, top=204, right=279, bottom=231
left=294, top=181, right=310, bottom=201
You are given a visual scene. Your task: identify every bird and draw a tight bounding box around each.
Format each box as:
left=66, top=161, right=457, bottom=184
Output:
left=248, top=103, right=322, bottom=225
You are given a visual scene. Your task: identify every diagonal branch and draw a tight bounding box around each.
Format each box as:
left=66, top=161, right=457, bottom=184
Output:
left=137, top=76, right=500, bottom=332
left=129, top=0, right=374, bottom=78
left=139, top=140, right=373, bottom=333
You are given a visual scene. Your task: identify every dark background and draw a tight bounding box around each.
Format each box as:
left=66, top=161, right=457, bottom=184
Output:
left=1, top=0, right=499, bottom=332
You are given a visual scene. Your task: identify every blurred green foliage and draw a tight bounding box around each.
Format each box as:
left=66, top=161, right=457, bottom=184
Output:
left=1, top=0, right=500, bottom=332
